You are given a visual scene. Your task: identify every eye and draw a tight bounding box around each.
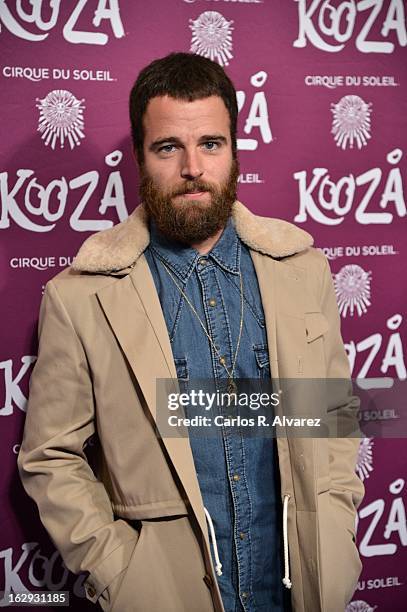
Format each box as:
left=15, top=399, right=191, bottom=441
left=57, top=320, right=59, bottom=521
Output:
left=203, top=141, right=219, bottom=151
left=158, top=144, right=176, bottom=154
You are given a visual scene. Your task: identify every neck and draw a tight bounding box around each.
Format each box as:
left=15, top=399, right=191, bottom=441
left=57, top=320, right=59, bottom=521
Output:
left=190, top=226, right=224, bottom=255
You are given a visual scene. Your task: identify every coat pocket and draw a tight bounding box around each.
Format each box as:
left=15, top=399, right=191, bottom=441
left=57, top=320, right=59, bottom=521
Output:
left=317, top=490, right=362, bottom=610
left=85, top=522, right=141, bottom=609
left=304, top=312, right=329, bottom=377
left=105, top=522, right=146, bottom=612
left=316, top=474, right=332, bottom=495
left=110, top=516, right=213, bottom=612
left=305, top=312, right=329, bottom=343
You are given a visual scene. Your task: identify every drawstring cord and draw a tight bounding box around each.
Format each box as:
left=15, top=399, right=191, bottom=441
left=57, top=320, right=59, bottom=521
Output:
left=204, top=496, right=291, bottom=588
left=204, top=507, right=223, bottom=576
left=282, top=494, right=292, bottom=589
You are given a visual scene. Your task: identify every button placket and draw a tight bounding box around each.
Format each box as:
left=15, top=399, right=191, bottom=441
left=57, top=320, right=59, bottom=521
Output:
left=198, top=262, right=233, bottom=381
left=224, top=434, right=252, bottom=611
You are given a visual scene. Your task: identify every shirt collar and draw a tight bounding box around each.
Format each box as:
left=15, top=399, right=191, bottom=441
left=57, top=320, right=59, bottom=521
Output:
left=208, top=217, right=241, bottom=275
left=148, top=216, right=241, bottom=282
left=148, top=219, right=199, bottom=282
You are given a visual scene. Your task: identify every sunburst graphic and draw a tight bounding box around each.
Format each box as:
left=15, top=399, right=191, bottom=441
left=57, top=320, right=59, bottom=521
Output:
left=36, top=90, right=85, bottom=150
left=331, top=95, right=372, bottom=150
left=334, top=264, right=372, bottom=317
left=189, top=11, right=234, bottom=66
left=356, top=438, right=374, bottom=482
left=346, top=600, right=376, bottom=612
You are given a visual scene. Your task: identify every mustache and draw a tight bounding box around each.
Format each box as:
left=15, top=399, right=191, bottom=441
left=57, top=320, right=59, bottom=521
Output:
left=169, top=181, right=216, bottom=197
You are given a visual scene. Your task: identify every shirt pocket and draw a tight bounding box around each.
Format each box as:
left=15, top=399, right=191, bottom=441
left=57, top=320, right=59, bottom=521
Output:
left=253, top=344, right=271, bottom=379
left=173, top=356, right=190, bottom=398
left=174, top=356, right=189, bottom=381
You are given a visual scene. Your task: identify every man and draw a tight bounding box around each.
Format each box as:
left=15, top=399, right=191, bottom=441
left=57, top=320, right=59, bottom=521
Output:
left=18, top=53, right=364, bottom=612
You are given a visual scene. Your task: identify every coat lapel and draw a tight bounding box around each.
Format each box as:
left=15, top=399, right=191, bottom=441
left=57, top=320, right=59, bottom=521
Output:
left=95, top=254, right=208, bottom=537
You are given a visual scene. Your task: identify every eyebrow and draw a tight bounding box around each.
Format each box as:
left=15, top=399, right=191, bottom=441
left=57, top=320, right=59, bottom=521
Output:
left=149, top=134, right=228, bottom=151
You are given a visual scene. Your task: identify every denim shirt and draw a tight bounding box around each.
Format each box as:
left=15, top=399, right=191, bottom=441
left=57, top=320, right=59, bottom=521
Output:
left=145, top=218, right=288, bottom=612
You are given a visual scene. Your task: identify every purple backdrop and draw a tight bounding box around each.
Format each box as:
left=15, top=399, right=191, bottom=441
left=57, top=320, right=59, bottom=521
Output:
left=1, top=1, right=406, bottom=610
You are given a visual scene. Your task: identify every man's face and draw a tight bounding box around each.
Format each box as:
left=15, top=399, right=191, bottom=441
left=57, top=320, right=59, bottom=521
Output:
left=139, top=95, right=238, bottom=244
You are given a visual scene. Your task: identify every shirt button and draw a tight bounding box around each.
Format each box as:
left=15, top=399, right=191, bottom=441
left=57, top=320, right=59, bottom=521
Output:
left=208, top=298, right=216, bottom=307
left=232, top=474, right=240, bottom=481
left=198, top=258, right=207, bottom=266
left=239, top=532, right=246, bottom=540
left=219, top=356, right=226, bottom=365
left=242, top=592, right=248, bottom=599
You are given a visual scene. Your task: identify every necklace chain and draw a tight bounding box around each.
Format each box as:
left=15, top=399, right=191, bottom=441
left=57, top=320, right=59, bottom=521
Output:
left=159, top=257, right=244, bottom=393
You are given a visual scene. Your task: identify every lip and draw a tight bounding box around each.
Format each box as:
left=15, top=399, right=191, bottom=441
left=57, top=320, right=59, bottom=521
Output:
left=177, top=191, right=208, bottom=199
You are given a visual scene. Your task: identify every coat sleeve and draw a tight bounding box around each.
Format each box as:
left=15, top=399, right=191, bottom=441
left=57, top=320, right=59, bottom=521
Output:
left=17, top=280, right=138, bottom=603
left=319, top=254, right=365, bottom=533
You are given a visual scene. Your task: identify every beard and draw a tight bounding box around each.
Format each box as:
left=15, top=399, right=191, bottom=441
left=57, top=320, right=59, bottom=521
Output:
left=140, top=158, right=239, bottom=245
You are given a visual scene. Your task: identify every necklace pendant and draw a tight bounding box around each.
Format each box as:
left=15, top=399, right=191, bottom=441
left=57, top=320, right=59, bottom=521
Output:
left=228, top=379, right=237, bottom=395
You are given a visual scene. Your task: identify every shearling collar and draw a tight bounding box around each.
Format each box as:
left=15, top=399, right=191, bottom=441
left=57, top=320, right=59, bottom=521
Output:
left=72, top=200, right=313, bottom=273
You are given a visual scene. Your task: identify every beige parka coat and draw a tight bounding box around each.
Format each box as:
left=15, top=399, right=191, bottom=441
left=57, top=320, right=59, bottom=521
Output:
left=18, top=201, right=364, bottom=612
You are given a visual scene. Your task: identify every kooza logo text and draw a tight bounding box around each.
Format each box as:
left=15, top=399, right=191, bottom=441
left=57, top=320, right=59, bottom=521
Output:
left=0, top=0, right=124, bottom=45
left=0, top=150, right=127, bottom=233
left=294, top=0, right=407, bottom=53
left=294, top=149, right=406, bottom=226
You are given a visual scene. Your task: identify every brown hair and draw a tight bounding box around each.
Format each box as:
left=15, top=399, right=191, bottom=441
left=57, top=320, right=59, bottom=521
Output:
left=129, top=52, right=238, bottom=164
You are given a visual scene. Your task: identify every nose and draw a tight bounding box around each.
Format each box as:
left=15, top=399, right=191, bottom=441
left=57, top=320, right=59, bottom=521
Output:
left=180, top=148, right=203, bottom=181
